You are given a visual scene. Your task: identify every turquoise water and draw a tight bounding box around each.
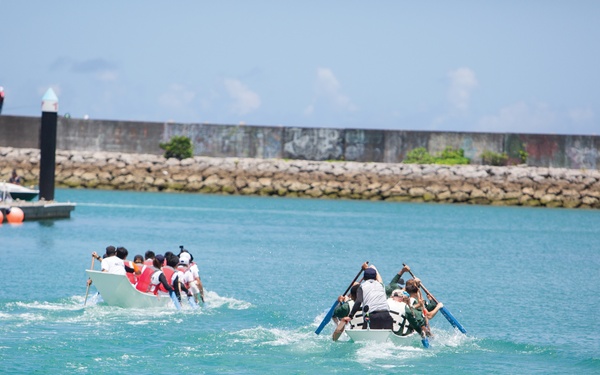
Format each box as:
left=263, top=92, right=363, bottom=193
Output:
left=1, top=189, right=599, bottom=374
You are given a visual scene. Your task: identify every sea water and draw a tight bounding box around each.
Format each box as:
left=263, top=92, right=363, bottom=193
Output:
left=0, top=189, right=598, bottom=374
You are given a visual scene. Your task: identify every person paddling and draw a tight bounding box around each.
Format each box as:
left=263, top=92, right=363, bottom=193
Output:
left=91, top=246, right=125, bottom=275
left=342, top=265, right=394, bottom=330
left=387, top=289, right=413, bottom=336
left=148, top=256, right=181, bottom=310
left=331, top=284, right=364, bottom=341
left=178, top=248, right=204, bottom=303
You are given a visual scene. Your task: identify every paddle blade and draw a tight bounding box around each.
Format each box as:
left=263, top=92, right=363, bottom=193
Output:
left=440, top=306, right=467, bottom=334
left=421, top=337, right=430, bottom=348
left=315, top=300, right=339, bottom=335
left=188, top=296, right=199, bottom=310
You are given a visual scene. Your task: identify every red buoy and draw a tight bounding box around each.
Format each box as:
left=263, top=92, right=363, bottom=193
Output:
left=0, top=210, right=4, bottom=224
left=6, top=207, right=24, bottom=224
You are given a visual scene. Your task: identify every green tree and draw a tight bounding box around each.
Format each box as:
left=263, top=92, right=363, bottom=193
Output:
left=159, top=136, right=193, bottom=160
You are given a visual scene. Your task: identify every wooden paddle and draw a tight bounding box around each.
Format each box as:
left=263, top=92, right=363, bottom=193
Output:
left=402, top=263, right=467, bottom=334
left=315, top=261, right=368, bottom=335
left=84, top=256, right=95, bottom=306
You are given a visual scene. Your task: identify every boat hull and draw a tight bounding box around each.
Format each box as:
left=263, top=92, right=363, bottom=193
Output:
left=345, top=329, right=421, bottom=346
left=86, top=270, right=174, bottom=309
left=0, top=182, right=39, bottom=201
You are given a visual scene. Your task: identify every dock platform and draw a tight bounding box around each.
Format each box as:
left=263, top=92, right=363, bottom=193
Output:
left=0, top=201, right=76, bottom=221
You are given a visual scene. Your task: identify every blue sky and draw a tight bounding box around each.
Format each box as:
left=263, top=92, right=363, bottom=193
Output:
left=1, top=1, right=598, bottom=135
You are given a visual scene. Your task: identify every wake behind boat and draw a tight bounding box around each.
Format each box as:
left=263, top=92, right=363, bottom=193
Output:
left=344, top=328, right=421, bottom=346
left=86, top=270, right=175, bottom=309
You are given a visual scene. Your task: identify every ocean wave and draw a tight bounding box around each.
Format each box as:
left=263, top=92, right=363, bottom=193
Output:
left=204, top=290, right=252, bottom=310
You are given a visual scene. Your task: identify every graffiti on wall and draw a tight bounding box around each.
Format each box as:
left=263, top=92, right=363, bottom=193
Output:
left=283, top=128, right=343, bottom=160
left=566, top=147, right=598, bottom=169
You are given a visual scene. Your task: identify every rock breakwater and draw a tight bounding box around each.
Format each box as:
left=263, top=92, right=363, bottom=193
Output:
left=1, top=147, right=599, bottom=209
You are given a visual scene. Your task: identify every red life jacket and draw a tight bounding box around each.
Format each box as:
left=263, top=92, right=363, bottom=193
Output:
left=158, top=266, right=176, bottom=293
left=136, top=266, right=156, bottom=293
left=143, top=259, right=153, bottom=266
left=125, top=261, right=137, bottom=284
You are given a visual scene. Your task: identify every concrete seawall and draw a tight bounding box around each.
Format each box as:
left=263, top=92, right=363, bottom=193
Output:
left=2, top=147, right=599, bottom=209
left=1, top=115, right=599, bottom=169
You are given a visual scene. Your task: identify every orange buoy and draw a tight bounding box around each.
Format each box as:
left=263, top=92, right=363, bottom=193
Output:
left=0, top=210, right=3, bottom=224
left=6, top=207, right=24, bottom=224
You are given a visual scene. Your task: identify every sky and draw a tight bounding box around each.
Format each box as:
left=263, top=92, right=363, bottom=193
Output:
left=1, top=1, right=599, bottom=135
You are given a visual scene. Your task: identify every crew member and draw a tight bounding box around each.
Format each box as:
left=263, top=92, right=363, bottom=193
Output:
left=343, top=266, right=393, bottom=330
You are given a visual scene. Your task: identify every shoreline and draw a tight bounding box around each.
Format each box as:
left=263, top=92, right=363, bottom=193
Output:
left=1, top=147, right=599, bottom=209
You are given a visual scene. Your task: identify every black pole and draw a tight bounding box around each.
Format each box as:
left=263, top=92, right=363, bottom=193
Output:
left=39, top=89, right=58, bottom=201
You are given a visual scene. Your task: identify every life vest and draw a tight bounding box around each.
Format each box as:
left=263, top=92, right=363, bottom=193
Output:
left=159, top=266, right=176, bottom=293
left=388, top=298, right=412, bottom=335
left=143, top=259, right=154, bottom=266
left=135, top=266, right=156, bottom=293
left=149, top=270, right=163, bottom=294
left=124, top=260, right=137, bottom=284
left=341, top=300, right=365, bottom=330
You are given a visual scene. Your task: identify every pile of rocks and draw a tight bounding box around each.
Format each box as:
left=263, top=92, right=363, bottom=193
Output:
left=1, top=147, right=599, bottom=209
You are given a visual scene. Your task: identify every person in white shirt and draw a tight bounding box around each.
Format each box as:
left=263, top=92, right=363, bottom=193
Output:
left=178, top=249, right=205, bottom=303
left=92, top=246, right=125, bottom=275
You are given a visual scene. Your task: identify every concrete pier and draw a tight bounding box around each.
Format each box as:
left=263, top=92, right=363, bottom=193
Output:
left=0, top=201, right=76, bottom=221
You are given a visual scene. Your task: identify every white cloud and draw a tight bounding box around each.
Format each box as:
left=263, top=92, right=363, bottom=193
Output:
left=478, top=101, right=557, bottom=133
left=158, top=84, right=196, bottom=110
left=305, top=67, right=356, bottom=115
left=223, top=78, right=261, bottom=115
left=447, top=67, right=478, bottom=111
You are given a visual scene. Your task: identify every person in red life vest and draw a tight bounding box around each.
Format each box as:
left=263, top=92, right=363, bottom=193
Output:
left=135, top=260, right=155, bottom=293
left=143, top=250, right=155, bottom=266
left=0, top=87, right=4, bottom=115
left=148, top=255, right=181, bottom=310
left=159, top=254, right=176, bottom=292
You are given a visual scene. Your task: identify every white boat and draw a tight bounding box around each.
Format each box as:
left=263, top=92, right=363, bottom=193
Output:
left=86, top=270, right=175, bottom=309
left=344, top=328, right=422, bottom=346
left=0, top=182, right=39, bottom=201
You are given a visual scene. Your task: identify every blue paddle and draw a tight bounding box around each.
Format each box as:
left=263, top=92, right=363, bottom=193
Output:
left=403, top=263, right=467, bottom=334
left=315, top=262, right=367, bottom=335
